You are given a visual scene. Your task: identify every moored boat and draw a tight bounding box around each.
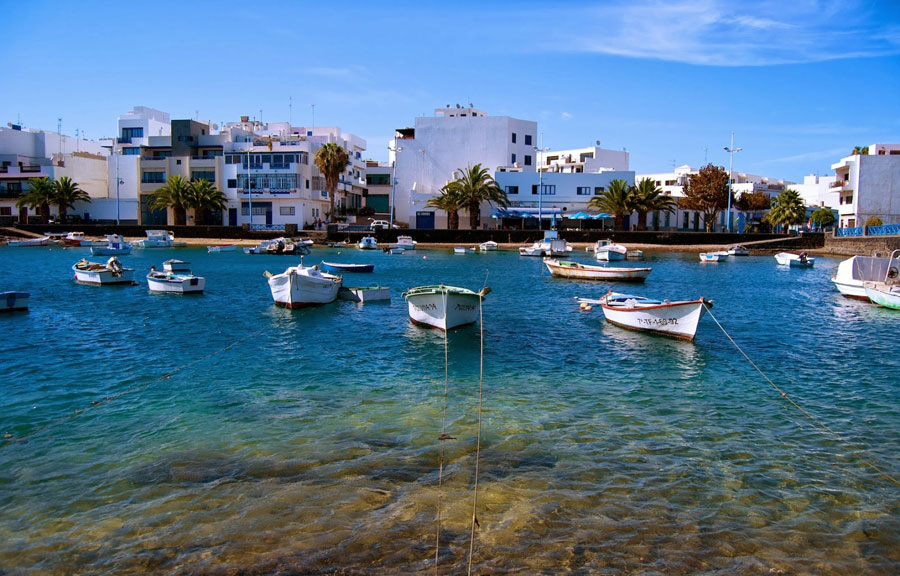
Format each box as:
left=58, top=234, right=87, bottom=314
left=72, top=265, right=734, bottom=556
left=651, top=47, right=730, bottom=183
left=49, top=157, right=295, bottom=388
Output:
left=831, top=253, right=898, bottom=300
left=6, top=236, right=50, bottom=247
left=727, top=245, right=749, bottom=256
left=338, top=285, right=391, bottom=302
left=265, top=237, right=309, bottom=255
left=592, top=239, right=627, bottom=261
left=626, top=249, right=644, bottom=260
left=320, top=261, right=374, bottom=273
left=135, top=230, right=186, bottom=248
left=72, top=257, right=135, bottom=285
left=1, top=291, right=29, bottom=312
left=389, top=235, right=417, bottom=250
left=207, top=244, right=237, bottom=253
left=520, top=230, right=571, bottom=257
left=61, top=231, right=98, bottom=247
left=90, top=234, right=132, bottom=256
left=244, top=239, right=278, bottom=254
left=454, top=246, right=474, bottom=254
left=402, top=284, right=491, bottom=330
left=478, top=240, right=499, bottom=252
left=699, top=252, right=725, bottom=263
left=163, top=259, right=192, bottom=273
left=358, top=236, right=379, bottom=250
left=147, top=266, right=206, bottom=294
left=544, top=258, right=651, bottom=282
left=265, top=262, right=342, bottom=308
left=775, top=252, right=814, bottom=268
left=864, top=283, right=900, bottom=310
left=577, top=291, right=711, bottom=341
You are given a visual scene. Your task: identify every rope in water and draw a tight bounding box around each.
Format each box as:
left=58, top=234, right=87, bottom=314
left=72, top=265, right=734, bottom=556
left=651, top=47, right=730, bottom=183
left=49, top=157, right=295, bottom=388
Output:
left=466, top=282, right=487, bottom=576
left=434, top=288, right=450, bottom=574
left=702, top=302, right=900, bottom=488
left=1, top=301, right=292, bottom=450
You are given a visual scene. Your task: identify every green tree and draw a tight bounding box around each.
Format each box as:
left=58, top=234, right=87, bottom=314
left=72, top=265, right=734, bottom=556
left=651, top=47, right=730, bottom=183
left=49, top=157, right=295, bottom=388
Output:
left=810, top=207, right=836, bottom=229
left=587, top=179, right=635, bottom=230
left=16, top=177, right=55, bottom=224
left=764, top=188, right=807, bottom=233
left=442, top=164, right=508, bottom=229
left=865, top=216, right=883, bottom=228
left=188, top=179, right=227, bottom=225
left=678, top=163, right=730, bottom=232
left=852, top=146, right=869, bottom=155
left=148, top=175, right=192, bottom=225
left=425, top=187, right=465, bottom=230
left=313, top=142, right=350, bottom=221
left=631, top=177, right=676, bottom=231
left=52, top=176, right=90, bottom=223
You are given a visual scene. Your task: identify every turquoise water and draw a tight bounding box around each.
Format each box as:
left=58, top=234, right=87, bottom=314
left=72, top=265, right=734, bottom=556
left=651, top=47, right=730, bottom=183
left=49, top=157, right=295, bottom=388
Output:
left=1, top=245, right=898, bottom=575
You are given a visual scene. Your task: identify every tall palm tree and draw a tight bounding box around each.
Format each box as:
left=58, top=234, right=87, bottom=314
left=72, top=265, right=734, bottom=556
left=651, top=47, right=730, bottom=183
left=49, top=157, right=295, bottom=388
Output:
left=443, top=164, right=509, bottom=229
left=425, top=187, right=465, bottom=230
left=189, top=179, right=227, bottom=225
left=16, top=177, right=55, bottom=224
left=148, top=175, right=192, bottom=225
left=313, top=142, right=350, bottom=221
left=764, top=188, right=807, bottom=233
left=53, top=176, right=90, bottom=223
left=587, top=179, right=635, bottom=230
left=631, top=177, right=676, bottom=231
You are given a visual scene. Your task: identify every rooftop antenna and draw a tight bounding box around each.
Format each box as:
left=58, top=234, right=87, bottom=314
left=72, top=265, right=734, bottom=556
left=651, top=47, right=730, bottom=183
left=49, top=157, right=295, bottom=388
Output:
left=58, top=117, right=63, bottom=156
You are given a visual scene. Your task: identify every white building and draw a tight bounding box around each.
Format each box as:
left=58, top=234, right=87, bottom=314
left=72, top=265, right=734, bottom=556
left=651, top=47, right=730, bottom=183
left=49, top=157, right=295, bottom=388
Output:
left=393, top=106, right=538, bottom=229
left=790, top=174, right=838, bottom=209
left=0, top=123, right=108, bottom=223
left=831, top=144, right=900, bottom=229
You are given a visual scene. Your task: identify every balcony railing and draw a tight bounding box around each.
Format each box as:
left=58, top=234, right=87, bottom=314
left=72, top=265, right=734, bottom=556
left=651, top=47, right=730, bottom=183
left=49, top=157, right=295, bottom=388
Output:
left=830, top=180, right=849, bottom=189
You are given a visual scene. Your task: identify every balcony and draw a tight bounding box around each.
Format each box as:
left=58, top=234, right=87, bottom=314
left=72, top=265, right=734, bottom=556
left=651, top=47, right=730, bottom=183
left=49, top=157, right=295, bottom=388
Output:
left=236, top=188, right=299, bottom=197
left=830, top=180, right=850, bottom=189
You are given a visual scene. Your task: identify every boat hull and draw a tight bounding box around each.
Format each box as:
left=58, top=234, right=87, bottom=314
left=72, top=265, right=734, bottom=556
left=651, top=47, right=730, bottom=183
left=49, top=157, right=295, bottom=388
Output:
left=775, top=253, right=814, bottom=267
left=321, top=262, right=374, bottom=273
left=403, top=286, right=485, bottom=330
left=91, top=246, right=132, bottom=256
left=73, top=267, right=135, bottom=285
left=599, top=298, right=707, bottom=341
left=338, top=286, right=391, bottom=302
left=267, top=267, right=342, bottom=308
left=1, top=291, right=29, bottom=312
left=864, top=283, right=900, bottom=310
left=831, top=255, right=897, bottom=300
left=595, top=249, right=626, bottom=261
left=208, top=245, right=236, bottom=253
left=7, top=238, right=49, bottom=247
left=147, top=274, right=206, bottom=294
left=544, top=259, right=651, bottom=282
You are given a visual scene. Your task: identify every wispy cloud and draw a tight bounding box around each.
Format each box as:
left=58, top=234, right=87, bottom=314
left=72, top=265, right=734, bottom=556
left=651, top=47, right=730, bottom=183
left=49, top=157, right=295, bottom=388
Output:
left=538, top=0, right=900, bottom=66
left=304, top=65, right=369, bottom=78
left=761, top=147, right=850, bottom=165
left=561, top=112, right=574, bottom=120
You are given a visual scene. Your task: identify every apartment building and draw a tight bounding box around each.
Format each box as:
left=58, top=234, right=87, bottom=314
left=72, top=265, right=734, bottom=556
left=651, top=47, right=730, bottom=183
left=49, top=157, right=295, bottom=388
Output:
left=831, top=144, right=900, bottom=228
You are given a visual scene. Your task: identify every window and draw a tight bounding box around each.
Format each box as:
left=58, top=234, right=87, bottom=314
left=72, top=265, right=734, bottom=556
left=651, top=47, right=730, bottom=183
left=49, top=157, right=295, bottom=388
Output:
left=524, top=155, right=532, bottom=166
left=176, top=159, right=182, bottom=165
left=0, top=206, right=10, bottom=216
left=594, top=187, right=604, bottom=195
left=532, top=184, right=538, bottom=195
left=120, top=127, right=143, bottom=142
left=8, top=182, right=22, bottom=192
left=366, top=174, right=391, bottom=185
left=511, top=153, right=517, bottom=164
left=141, top=171, right=166, bottom=183
left=505, top=185, right=519, bottom=195
left=525, top=135, right=533, bottom=146
left=191, top=171, right=215, bottom=182
left=541, top=184, right=556, bottom=195
left=683, top=211, right=690, bottom=228
left=122, top=147, right=140, bottom=155
left=577, top=186, right=591, bottom=195
left=280, top=206, right=295, bottom=216
left=511, top=133, right=517, bottom=144
left=227, top=178, right=237, bottom=188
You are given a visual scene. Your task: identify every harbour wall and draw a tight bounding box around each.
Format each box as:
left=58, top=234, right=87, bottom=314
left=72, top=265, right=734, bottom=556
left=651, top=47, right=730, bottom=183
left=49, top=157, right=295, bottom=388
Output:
left=824, top=235, right=900, bottom=257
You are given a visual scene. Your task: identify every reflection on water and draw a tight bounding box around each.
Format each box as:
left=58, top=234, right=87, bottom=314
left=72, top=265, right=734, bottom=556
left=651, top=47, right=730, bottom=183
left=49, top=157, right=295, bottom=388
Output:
left=0, top=248, right=898, bottom=574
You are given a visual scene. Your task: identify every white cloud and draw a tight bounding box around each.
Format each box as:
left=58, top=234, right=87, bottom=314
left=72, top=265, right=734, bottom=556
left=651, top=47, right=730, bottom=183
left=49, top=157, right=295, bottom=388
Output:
left=561, top=112, right=573, bottom=120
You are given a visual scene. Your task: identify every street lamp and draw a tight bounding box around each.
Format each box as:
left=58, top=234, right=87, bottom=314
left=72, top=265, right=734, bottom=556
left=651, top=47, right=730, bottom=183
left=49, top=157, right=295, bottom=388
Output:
left=724, top=132, right=742, bottom=233
left=534, top=133, right=550, bottom=230
left=388, top=144, right=402, bottom=229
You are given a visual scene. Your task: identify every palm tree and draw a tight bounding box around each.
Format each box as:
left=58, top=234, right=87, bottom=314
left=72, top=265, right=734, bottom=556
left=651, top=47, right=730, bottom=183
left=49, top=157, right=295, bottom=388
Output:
left=53, top=176, right=90, bottom=223
left=631, top=177, right=676, bottom=231
left=313, top=142, right=350, bottom=221
left=764, top=188, right=807, bottom=233
left=16, top=177, right=55, bottom=224
left=443, top=164, right=508, bottom=229
left=148, top=175, right=192, bottom=225
left=189, top=179, right=227, bottom=225
left=587, top=179, right=634, bottom=230
left=425, top=187, right=465, bottom=230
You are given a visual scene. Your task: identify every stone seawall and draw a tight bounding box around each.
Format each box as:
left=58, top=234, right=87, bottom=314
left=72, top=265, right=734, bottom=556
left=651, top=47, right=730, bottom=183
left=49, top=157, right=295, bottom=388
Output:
left=825, top=235, right=900, bottom=257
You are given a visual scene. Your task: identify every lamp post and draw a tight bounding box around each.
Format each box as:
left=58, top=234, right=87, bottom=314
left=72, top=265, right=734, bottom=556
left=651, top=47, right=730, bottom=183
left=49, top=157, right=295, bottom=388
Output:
left=534, top=133, right=549, bottom=230
left=388, top=144, right=402, bottom=229
left=115, top=149, right=121, bottom=225
left=247, top=146, right=253, bottom=228
left=723, top=132, right=742, bottom=233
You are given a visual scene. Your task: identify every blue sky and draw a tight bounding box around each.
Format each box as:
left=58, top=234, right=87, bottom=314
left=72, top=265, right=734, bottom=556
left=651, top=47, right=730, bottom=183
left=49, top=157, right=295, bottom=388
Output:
left=2, top=0, right=899, bottom=182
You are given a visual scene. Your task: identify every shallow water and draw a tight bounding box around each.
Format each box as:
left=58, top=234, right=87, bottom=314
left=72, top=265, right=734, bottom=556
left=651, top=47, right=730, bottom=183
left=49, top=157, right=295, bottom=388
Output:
left=1, top=245, right=898, bottom=574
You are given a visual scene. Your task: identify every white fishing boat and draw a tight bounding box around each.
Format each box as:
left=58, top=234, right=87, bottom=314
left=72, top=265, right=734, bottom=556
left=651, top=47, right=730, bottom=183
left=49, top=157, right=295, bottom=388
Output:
left=207, top=244, right=237, bottom=253
left=265, top=237, right=309, bottom=255
left=402, top=284, right=491, bottom=330
left=163, top=259, right=192, bottom=273
left=134, top=230, right=186, bottom=248
left=358, top=236, right=378, bottom=250
left=861, top=250, right=900, bottom=309
left=389, top=235, right=417, bottom=250
left=727, top=245, right=749, bottom=256
left=1, top=291, right=29, bottom=312
left=147, top=266, right=206, bottom=294
left=6, top=236, right=50, bottom=247
left=321, top=261, right=374, bottom=273
left=775, top=252, right=814, bottom=268
left=72, top=257, right=135, bottom=285
left=544, top=258, right=651, bottom=282
left=592, top=239, right=627, bottom=261
left=327, top=240, right=348, bottom=248
left=61, top=231, right=100, bottom=247
left=520, top=230, right=571, bottom=257
left=699, top=252, right=725, bottom=263
left=454, top=246, right=474, bottom=255
left=831, top=253, right=897, bottom=300
left=265, top=261, right=342, bottom=308
left=626, top=250, right=644, bottom=260
left=338, top=285, right=391, bottom=303
left=577, top=291, right=711, bottom=341
left=478, top=240, right=499, bottom=252
left=90, top=234, right=132, bottom=256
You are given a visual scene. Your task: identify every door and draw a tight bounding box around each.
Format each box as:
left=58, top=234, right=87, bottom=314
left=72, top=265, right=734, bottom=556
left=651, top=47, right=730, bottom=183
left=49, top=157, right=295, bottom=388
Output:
left=229, top=208, right=237, bottom=226
left=266, top=210, right=273, bottom=227
left=416, top=211, right=435, bottom=229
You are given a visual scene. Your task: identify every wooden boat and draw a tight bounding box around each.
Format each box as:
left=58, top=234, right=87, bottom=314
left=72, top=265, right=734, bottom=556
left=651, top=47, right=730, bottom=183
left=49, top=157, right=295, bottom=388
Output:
left=207, top=244, right=237, bottom=253
left=61, top=231, right=99, bottom=247
left=699, top=252, right=725, bottom=263
left=72, top=257, right=135, bottom=285
left=163, top=259, right=192, bottom=273
left=775, top=252, right=814, bottom=268
left=544, top=258, right=651, bottom=282
left=320, top=261, right=374, bottom=273
left=478, top=240, right=499, bottom=252
left=577, top=291, right=711, bottom=341
left=338, top=285, right=391, bottom=302
left=454, top=247, right=474, bottom=254
left=727, top=245, right=749, bottom=256
left=358, top=236, right=378, bottom=250
left=6, top=236, right=49, bottom=247
left=592, top=239, right=627, bottom=261
left=831, top=253, right=897, bottom=300
left=147, top=267, right=206, bottom=294
left=134, top=230, right=186, bottom=248
left=402, top=284, right=491, bottom=330
left=1, top=291, right=29, bottom=312
left=265, top=262, right=342, bottom=308
left=91, top=234, right=132, bottom=256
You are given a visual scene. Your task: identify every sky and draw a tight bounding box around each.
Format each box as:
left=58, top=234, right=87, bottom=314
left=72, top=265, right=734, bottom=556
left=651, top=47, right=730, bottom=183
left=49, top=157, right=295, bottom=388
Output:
left=2, top=0, right=899, bottom=183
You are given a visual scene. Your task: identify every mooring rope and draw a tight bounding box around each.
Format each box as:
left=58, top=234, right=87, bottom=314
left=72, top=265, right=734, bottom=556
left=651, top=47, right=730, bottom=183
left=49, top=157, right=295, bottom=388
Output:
left=1, top=303, right=292, bottom=450
left=466, top=279, right=487, bottom=576
left=702, top=302, right=900, bottom=488
left=434, top=287, right=450, bottom=574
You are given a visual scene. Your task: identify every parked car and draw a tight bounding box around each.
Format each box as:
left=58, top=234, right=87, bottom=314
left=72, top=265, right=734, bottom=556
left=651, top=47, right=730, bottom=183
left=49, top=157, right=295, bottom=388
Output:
left=369, top=219, right=397, bottom=230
